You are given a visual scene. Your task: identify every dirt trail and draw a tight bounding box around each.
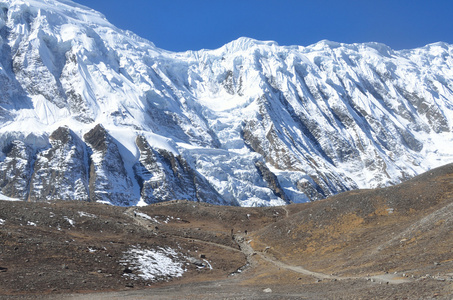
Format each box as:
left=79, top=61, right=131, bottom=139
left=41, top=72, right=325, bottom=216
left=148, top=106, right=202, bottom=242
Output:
left=235, top=234, right=337, bottom=280
left=127, top=207, right=413, bottom=286
left=281, top=206, right=290, bottom=218
left=235, top=234, right=413, bottom=285
left=259, top=252, right=339, bottom=280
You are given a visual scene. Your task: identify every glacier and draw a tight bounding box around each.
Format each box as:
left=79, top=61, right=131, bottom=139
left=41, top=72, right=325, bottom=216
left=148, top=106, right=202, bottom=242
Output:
left=0, top=0, right=452, bottom=206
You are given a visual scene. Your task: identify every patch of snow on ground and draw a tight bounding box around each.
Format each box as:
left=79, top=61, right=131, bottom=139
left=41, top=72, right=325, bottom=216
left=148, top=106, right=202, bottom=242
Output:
left=203, top=259, right=213, bottom=270
left=27, top=221, right=37, bottom=226
left=120, top=246, right=186, bottom=281
left=97, top=200, right=113, bottom=206
left=135, top=211, right=160, bottom=224
left=163, top=216, right=174, bottom=223
left=78, top=211, right=97, bottom=218
left=0, top=219, right=5, bottom=225
left=0, top=194, right=21, bottom=201
left=64, top=217, right=75, bottom=226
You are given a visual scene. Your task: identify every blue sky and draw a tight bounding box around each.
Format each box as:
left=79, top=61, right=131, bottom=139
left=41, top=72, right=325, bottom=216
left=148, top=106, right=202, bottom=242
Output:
left=75, top=0, right=453, bottom=52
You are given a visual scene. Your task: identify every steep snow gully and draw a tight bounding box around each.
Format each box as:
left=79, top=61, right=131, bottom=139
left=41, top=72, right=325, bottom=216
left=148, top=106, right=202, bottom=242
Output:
left=0, top=0, right=453, bottom=206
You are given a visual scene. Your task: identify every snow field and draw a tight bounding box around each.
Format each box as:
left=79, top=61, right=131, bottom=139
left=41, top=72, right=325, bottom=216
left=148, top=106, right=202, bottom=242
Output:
left=120, top=246, right=186, bottom=281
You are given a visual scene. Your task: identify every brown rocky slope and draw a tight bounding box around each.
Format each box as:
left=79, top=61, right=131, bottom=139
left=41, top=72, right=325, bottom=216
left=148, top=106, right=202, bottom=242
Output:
left=0, top=163, right=453, bottom=299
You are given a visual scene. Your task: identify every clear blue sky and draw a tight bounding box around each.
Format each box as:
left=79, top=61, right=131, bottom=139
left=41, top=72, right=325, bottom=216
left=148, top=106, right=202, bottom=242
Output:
left=75, top=0, right=453, bottom=52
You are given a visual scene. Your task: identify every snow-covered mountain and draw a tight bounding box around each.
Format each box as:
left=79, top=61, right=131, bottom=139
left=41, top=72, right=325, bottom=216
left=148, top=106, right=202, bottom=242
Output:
left=0, top=0, right=453, bottom=206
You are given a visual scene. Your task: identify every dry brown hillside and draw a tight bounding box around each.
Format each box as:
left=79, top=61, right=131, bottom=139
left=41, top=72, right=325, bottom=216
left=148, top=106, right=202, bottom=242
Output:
left=1, top=164, right=453, bottom=299
left=253, top=163, right=453, bottom=278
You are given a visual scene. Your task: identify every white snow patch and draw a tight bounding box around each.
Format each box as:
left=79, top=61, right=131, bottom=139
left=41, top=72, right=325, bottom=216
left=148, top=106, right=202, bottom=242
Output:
left=78, top=211, right=97, bottom=218
left=120, top=246, right=186, bottom=281
left=142, top=132, right=179, bottom=155
left=0, top=194, right=21, bottom=202
left=197, top=94, right=249, bottom=112
left=163, top=216, right=174, bottom=224
left=135, top=198, right=148, bottom=207
left=64, top=216, right=75, bottom=226
left=203, top=259, right=213, bottom=270
left=135, top=211, right=160, bottom=224
left=31, top=95, right=71, bottom=125
left=0, top=219, right=5, bottom=225
left=27, top=221, right=37, bottom=226
left=97, top=200, right=114, bottom=206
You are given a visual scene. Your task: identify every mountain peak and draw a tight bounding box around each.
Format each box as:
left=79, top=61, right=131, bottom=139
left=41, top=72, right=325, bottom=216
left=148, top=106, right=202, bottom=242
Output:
left=311, top=39, right=343, bottom=49
left=221, top=37, right=279, bottom=52
left=3, top=0, right=114, bottom=33
left=0, top=0, right=452, bottom=207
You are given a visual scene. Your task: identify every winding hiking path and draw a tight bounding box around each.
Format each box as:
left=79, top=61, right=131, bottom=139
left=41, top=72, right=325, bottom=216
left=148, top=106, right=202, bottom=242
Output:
left=126, top=207, right=413, bottom=285
left=281, top=206, right=290, bottom=218
left=234, top=233, right=413, bottom=285
left=234, top=234, right=338, bottom=280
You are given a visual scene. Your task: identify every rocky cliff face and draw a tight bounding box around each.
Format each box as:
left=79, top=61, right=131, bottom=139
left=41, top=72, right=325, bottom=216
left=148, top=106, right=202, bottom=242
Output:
left=0, top=140, right=35, bottom=199
left=134, top=135, right=227, bottom=205
left=0, top=124, right=228, bottom=206
left=29, top=127, right=89, bottom=202
left=84, top=124, right=136, bottom=205
left=0, top=0, right=452, bottom=206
